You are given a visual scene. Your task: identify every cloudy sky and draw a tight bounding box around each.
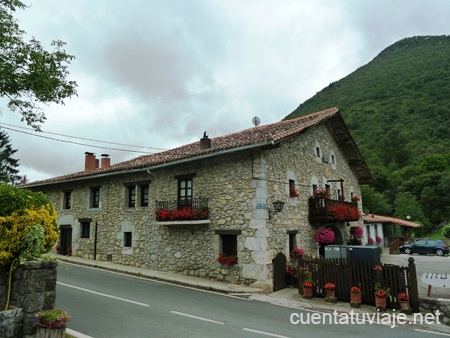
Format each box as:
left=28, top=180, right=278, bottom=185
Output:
left=1, top=0, right=449, bottom=182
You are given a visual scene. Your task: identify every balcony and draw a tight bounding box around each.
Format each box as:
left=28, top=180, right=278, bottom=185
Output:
left=309, top=198, right=360, bottom=223
left=155, top=198, right=210, bottom=225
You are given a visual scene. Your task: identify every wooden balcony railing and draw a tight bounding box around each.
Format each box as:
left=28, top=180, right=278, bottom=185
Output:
left=309, top=198, right=360, bottom=223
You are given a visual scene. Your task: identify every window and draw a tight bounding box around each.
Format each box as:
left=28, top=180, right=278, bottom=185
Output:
left=221, top=235, right=237, bottom=257
left=80, top=222, right=90, bottom=238
left=331, top=154, right=335, bottom=165
left=288, top=233, right=297, bottom=257
left=316, top=146, right=321, bottom=158
left=63, top=191, right=72, bottom=210
left=289, top=179, right=297, bottom=197
left=140, top=184, right=149, bottom=207
left=178, top=178, right=193, bottom=208
left=127, top=186, right=136, bottom=207
left=90, top=187, right=100, bottom=208
left=124, top=232, right=132, bottom=247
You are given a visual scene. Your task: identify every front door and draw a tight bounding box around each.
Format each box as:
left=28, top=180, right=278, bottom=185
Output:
left=60, top=225, right=72, bottom=255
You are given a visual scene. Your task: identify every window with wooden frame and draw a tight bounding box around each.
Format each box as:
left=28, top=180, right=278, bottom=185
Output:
left=127, top=186, right=136, bottom=207
left=89, top=187, right=101, bottom=208
left=63, top=191, right=72, bottom=210
left=178, top=176, right=193, bottom=209
left=139, top=184, right=149, bottom=207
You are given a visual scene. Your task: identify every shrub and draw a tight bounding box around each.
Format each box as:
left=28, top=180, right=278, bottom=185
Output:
left=0, top=184, right=58, bottom=266
left=441, top=224, right=450, bottom=239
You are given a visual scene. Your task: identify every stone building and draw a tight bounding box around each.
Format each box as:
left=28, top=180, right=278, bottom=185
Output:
left=25, top=107, right=372, bottom=291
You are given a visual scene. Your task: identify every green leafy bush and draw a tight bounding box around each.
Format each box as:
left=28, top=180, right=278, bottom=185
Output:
left=0, top=183, right=58, bottom=266
left=441, top=224, right=450, bottom=239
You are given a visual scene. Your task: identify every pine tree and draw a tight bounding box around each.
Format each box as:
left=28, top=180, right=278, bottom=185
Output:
left=0, top=130, right=20, bottom=185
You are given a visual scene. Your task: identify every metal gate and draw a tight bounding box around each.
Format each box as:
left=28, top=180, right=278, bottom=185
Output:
left=272, top=252, right=287, bottom=291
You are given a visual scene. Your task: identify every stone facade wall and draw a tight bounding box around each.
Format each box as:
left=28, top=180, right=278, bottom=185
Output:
left=0, top=260, right=57, bottom=338
left=40, top=124, right=363, bottom=290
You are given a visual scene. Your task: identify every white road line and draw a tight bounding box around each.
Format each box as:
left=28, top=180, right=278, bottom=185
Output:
left=66, top=328, right=94, bottom=338
left=170, top=311, right=225, bottom=325
left=414, top=329, right=450, bottom=336
left=61, top=262, right=251, bottom=300
left=57, top=281, right=150, bottom=307
left=243, top=328, right=291, bottom=338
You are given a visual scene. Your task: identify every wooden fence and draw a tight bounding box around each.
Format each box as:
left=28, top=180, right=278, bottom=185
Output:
left=297, top=256, right=419, bottom=312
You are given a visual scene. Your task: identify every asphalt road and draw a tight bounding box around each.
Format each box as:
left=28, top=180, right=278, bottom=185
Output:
left=55, top=263, right=443, bottom=338
left=381, top=253, right=450, bottom=299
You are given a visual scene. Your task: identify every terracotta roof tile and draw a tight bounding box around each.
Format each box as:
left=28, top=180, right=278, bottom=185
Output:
left=25, top=107, right=339, bottom=187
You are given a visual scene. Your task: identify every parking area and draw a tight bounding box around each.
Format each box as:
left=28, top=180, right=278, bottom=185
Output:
left=381, top=252, right=450, bottom=299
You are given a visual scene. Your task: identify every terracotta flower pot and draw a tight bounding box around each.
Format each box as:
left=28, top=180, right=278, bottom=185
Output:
left=325, top=289, right=335, bottom=298
left=399, top=300, right=410, bottom=310
left=375, top=294, right=387, bottom=310
left=303, top=287, right=313, bottom=299
left=351, top=293, right=362, bottom=304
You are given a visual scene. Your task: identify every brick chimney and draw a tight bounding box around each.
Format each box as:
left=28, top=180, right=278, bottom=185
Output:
left=101, top=154, right=110, bottom=169
left=199, top=131, right=211, bottom=149
left=84, top=152, right=98, bottom=171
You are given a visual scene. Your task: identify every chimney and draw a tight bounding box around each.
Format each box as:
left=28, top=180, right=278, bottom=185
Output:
left=199, top=131, right=211, bottom=149
left=84, top=152, right=97, bottom=171
left=101, top=154, right=110, bottom=169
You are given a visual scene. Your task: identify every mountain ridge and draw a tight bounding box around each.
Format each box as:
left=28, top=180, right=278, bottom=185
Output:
left=285, top=35, right=450, bottom=229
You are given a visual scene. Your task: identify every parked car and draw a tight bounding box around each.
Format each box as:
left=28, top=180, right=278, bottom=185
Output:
left=399, top=239, right=449, bottom=256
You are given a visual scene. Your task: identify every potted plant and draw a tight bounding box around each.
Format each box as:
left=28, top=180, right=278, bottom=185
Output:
left=350, top=286, right=362, bottom=307
left=290, top=188, right=299, bottom=198
left=34, top=308, right=70, bottom=337
left=301, top=268, right=313, bottom=299
left=314, top=228, right=335, bottom=245
left=302, top=281, right=313, bottom=299
left=216, top=253, right=238, bottom=265
left=291, top=246, right=304, bottom=260
left=324, top=282, right=337, bottom=302
left=286, top=261, right=298, bottom=287
left=374, top=282, right=390, bottom=310
left=348, top=226, right=363, bottom=245
left=67, top=245, right=72, bottom=256
left=313, top=189, right=331, bottom=199
left=351, top=195, right=360, bottom=202
left=324, top=282, right=336, bottom=298
left=397, top=292, right=411, bottom=311
left=55, top=245, right=62, bottom=255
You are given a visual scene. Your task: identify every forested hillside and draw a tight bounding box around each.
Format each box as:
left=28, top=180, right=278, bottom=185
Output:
left=286, top=35, right=450, bottom=231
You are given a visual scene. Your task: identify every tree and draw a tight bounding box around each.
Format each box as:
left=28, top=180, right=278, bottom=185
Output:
left=394, top=191, right=430, bottom=233
left=0, top=183, right=58, bottom=267
left=0, top=130, right=20, bottom=185
left=360, top=185, right=392, bottom=215
left=0, top=0, right=77, bottom=130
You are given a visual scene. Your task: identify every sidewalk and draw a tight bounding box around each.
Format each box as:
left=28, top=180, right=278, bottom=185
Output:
left=56, top=255, right=450, bottom=337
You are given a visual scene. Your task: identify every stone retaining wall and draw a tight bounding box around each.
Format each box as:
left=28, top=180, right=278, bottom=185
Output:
left=0, top=260, right=57, bottom=338
left=420, top=298, right=450, bottom=325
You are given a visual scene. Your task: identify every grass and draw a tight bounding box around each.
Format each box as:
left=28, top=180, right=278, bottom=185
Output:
left=425, top=227, right=447, bottom=241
